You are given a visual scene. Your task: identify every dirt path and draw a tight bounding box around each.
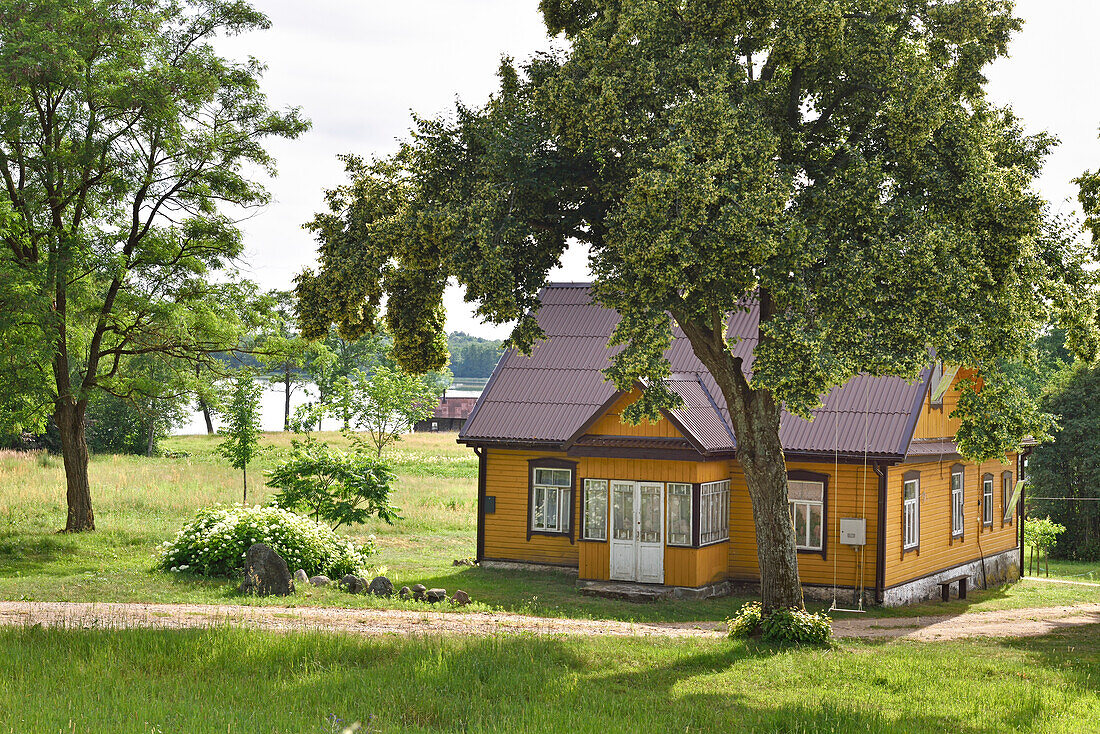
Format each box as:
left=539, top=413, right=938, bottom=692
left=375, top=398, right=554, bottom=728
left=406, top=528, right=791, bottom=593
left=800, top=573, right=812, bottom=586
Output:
left=1, top=600, right=1099, bottom=642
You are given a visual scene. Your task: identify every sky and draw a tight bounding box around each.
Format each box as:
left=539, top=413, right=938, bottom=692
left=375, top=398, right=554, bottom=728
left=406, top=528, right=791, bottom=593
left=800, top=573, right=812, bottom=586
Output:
left=220, top=0, right=1100, bottom=340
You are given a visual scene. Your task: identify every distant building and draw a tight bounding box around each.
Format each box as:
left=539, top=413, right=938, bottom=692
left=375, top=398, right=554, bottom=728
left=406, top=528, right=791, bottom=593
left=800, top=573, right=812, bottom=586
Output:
left=415, top=394, right=478, bottom=433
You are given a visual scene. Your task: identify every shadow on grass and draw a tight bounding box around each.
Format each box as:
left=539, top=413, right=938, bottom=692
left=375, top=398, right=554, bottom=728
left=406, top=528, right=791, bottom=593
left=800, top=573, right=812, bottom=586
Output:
left=0, top=532, right=79, bottom=575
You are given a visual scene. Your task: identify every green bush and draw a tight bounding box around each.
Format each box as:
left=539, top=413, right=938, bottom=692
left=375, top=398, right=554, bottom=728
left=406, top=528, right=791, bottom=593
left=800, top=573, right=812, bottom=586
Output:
left=726, top=601, right=763, bottom=639
left=157, top=504, right=374, bottom=578
left=726, top=602, right=832, bottom=645
left=760, top=607, right=833, bottom=645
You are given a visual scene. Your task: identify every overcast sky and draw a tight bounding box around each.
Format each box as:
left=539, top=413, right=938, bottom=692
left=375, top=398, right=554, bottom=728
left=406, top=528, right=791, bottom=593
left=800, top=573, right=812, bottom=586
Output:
left=221, top=0, right=1100, bottom=339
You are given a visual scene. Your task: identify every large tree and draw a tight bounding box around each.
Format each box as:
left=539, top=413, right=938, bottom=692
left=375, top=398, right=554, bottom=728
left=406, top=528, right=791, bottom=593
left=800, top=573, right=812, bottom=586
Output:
left=298, top=1, right=1095, bottom=611
left=0, top=0, right=307, bottom=530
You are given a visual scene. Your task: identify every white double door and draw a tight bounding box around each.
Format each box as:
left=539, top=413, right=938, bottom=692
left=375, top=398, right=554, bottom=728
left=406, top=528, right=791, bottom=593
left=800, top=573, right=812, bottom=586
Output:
left=609, top=480, right=664, bottom=584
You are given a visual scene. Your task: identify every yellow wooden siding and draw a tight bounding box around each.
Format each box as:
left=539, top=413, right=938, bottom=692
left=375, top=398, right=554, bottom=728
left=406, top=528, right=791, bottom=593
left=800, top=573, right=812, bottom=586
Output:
left=726, top=461, right=880, bottom=590
left=911, top=368, right=977, bottom=441
left=665, top=542, right=729, bottom=587
left=884, top=455, right=1019, bottom=587
left=589, top=389, right=685, bottom=438
left=578, top=540, right=609, bottom=581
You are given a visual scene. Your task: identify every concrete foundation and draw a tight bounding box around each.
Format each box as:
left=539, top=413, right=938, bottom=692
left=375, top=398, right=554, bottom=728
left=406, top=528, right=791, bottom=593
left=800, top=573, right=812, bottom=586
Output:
left=576, top=579, right=731, bottom=602
left=881, top=548, right=1021, bottom=607
left=479, top=560, right=579, bottom=576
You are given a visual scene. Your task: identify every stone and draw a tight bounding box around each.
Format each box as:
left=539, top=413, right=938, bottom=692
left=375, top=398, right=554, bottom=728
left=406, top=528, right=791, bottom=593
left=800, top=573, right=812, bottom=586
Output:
left=452, top=558, right=476, bottom=567
left=294, top=568, right=309, bottom=586
left=425, top=588, right=446, bottom=604
left=451, top=589, right=471, bottom=606
left=368, top=576, right=394, bottom=597
left=411, top=583, right=426, bottom=601
left=309, top=575, right=330, bottom=587
left=398, top=586, right=412, bottom=599
left=237, top=543, right=294, bottom=597
left=340, top=574, right=367, bottom=594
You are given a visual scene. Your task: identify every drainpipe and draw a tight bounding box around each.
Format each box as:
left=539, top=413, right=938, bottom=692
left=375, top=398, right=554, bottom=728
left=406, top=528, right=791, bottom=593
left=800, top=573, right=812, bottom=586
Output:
left=474, top=446, right=486, bottom=563
left=1019, top=448, right=1031, bottom=577
left=874, top=462, right=888, bottom=605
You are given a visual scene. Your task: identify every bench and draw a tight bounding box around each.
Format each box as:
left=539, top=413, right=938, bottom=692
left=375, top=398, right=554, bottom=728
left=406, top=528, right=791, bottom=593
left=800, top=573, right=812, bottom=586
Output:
left=937, top=574, right=969, bottom=602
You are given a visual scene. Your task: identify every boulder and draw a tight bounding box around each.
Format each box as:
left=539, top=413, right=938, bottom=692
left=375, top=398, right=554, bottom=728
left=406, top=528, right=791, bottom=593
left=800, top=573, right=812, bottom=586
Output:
left=340, top=574, right=367, bottom=594
left=368, top=576, right=394, bottom=597
left=398, top=586, right=412, bottom=599
left=451, top=589, right=471, bottom=606
left=237, top=543, right=294, bottom=597
left=294, top=568, right=309, bottom=586
left=425, top=588, right=447, bottom=604
left=411, top=583, right=426, bottom=601
left=309, top=575, right=330, bottom=587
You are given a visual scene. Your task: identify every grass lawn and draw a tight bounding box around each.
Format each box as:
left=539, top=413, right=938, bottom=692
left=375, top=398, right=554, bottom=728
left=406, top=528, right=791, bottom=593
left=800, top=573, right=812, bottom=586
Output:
left=0, top=623, right=1097, bottom=733
left=1023, top=544, right=1100, bottom=583
left=0, top=432, right=1098, bottom=623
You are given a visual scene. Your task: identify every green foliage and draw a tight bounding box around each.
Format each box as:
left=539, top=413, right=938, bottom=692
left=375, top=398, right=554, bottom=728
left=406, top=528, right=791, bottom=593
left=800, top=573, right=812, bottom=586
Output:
left=448, top=333, right=505, bottom=378
left=953, top=373, right=1055, bottom=463
left=726, top=601, right=764, bottom=639
left=726, top=602, right=832, bottom=645
left=157, top=504, right=374, bottom=578
left=759, top=607, right=834, bottom=645
left=1029, top=363, right=1100, bottom=559
left=267, top=441, right=399, bottom=530
left=215, top=371, right=264, bottom=500
left=1023, top=517, right=1066, bottom=555
left=344, top=366, right=441, bottom=458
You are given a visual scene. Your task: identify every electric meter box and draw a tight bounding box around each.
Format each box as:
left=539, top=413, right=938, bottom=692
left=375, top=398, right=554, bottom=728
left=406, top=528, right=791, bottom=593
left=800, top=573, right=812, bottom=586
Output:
left=839, top=518, right=866, bottom=546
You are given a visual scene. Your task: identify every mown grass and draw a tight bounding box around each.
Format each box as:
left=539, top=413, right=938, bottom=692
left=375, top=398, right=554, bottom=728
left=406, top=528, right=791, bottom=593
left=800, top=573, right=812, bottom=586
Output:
left=1023, top=544, right=1100, bottom=583
left=0, top=623, right=1097, bottom=733
left=1, top=433, right=1098, bottom=623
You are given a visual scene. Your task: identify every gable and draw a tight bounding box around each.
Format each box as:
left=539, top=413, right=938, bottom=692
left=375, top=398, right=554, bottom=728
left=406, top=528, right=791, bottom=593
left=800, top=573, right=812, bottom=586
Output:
left=587, top=389, right=688, bottom=439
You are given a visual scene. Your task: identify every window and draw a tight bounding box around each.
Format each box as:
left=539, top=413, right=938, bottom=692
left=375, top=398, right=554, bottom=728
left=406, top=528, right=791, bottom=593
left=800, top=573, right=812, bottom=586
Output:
left=667, top=483, right=692, bottom=546
left=789, top=480, right=825, bottom=551
left=903, top=475, right=920, bottom=550
left=930, top=361, right=944, bottom=407
left=699, top=480, right=730, bottom=545
left=983, top=474, right=994, bottom=526
left=1002, top=472, right=1014, bottom=525
left=582, top=479, right=608, bottom=541
left=951, top=466, right=964, bottom=538
left=430, top=421, right=438, bottom=432
left=531, top=467, right=572, bottom=534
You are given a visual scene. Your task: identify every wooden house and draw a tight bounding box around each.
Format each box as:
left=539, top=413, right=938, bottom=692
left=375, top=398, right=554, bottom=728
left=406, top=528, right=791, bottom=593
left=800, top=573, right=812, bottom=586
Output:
left=458, top=285, right=1024, bottom=606
left=414, top=394, right=478, bottom=433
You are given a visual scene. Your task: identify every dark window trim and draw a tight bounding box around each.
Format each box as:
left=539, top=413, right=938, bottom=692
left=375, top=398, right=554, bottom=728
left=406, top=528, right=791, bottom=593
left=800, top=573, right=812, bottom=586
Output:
left=982, top=472, right=994, bottom=528
left=664, top=481, right=694, bottom=548
left=950, top=462, right=965, bottom=541
left=527, top=458, right=578, bottom=543
left=691, top=482, right=702, bottom=547
left=902, top=469, right=920, bottom=555
left=1001, top=470, right=1014, bottom=527
left=788, top=469, right=828, bottom=559
left=579, top=477, right=610, bottom=543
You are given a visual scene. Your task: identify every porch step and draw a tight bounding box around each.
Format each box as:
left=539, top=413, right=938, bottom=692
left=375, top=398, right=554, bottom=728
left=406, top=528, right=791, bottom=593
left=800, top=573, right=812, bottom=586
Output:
left=576, top=579, right=730, bottom=602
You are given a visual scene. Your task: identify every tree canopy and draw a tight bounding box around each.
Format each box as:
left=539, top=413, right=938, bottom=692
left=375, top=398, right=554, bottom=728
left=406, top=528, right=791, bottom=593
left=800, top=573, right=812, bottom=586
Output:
left=298, top=1, right=1097, bottom=610
left=0, top=0, right=307, bottom=529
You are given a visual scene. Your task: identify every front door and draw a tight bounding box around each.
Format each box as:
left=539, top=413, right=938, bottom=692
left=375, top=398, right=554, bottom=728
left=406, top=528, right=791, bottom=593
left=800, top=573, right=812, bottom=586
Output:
left=610, top=481, right=665, bottom=583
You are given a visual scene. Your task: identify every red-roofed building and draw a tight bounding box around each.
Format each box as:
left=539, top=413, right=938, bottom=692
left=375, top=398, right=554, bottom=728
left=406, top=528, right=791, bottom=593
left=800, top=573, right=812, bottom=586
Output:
left=457, top=284, right=1026, bottom=606
left=414, top=394, right=478, bottom=433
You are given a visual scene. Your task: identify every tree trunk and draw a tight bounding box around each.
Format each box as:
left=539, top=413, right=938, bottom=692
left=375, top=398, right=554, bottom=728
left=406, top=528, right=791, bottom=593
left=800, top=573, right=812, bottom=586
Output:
left=201, top=400, right=215, bottom=434
left=145, top=419, right=156, bottom=457
left=677, top=308, right=803, bottom=614
left=284, top=365, right=292, bottom=431
left=242, top=465, right=247, bottom=505
left=56, top=400, right=95, bottom=532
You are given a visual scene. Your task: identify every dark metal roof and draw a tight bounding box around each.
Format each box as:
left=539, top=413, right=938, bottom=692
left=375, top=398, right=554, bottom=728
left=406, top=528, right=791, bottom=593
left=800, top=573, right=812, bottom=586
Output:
left=460, top=284, right=930, bottom=458
left=432, top=396, right=478, bottom=420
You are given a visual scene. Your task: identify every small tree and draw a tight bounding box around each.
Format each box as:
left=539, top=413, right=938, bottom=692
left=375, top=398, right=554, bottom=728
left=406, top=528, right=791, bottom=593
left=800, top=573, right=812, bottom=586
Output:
left=216, top=371, right=264, bottom=503
left=350, top=366, right=439, bottom=458
left=267, top=442, right=398, bottom=530
left=1024, top=517, right=1066, bottom=577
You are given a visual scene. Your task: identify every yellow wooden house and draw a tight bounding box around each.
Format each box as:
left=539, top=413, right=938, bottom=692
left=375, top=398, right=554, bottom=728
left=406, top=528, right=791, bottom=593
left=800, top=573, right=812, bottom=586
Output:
left=458, top=284, right=1024, bottom=605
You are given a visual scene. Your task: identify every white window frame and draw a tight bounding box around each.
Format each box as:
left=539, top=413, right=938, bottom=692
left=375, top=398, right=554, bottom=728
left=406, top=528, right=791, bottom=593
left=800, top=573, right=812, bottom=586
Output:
left=531, top=467, right=572, bottom=534
left=582, top=479, right=608, bottom=541
left=666, top=482, right=693, bottom=547
left=982, top=475, right=994, bottom=526
left=903, top=478, right=920, bottom=550
left=951, top=468, right=964, bottom=538
left=1002, top=473, right=1014, bottom=526
left=788, top=480, right=825, bottom=551
left=699, top=480, right=730, bottom=545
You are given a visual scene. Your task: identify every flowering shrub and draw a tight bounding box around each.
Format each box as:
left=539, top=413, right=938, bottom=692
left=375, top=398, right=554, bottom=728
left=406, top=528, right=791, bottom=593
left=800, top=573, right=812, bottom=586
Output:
left=726, top=601, right=763, bottom=639
left=157, top=504, right=375, bottom=578
left=726, top=602, right=832, bottom=645
left=760, top=607, right=833, bottom=645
